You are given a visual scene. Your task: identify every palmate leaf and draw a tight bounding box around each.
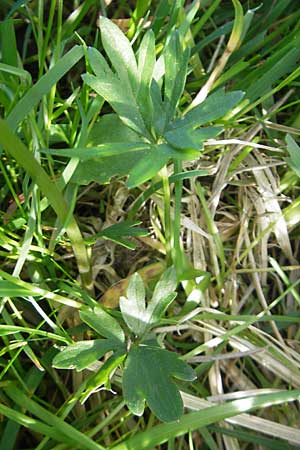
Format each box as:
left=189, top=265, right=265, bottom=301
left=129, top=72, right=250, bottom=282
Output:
left=119, top=267, right=177, bottom=337
left=122, top=345, right=196, bottom=422
left=52, top=339, right=121, bottom=371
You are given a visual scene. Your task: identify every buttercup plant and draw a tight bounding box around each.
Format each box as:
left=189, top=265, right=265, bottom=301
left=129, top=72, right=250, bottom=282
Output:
left=53, top=267, right=196, bottom=422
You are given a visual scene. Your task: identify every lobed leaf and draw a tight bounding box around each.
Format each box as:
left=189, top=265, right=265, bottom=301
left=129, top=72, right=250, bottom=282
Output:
left=164, top=126, right=222, bottom=150
left=169, top=90, right=244, bottom=130
left=52, top=339, right=120, bottom=371
left=120, top=273, right=147, bottom=336
left=122, top=345, right=196, bottom=422
left=82, top=73, right=147, bottom=135
left=99, top=17, right=138, bottom=95
left=136, top=30, right=156, bottom=131
left=80, top=307, right=125, bottom=344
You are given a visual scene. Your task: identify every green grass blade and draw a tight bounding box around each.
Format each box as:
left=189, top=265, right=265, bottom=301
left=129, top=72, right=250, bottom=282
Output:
left=112, top=390, right=300, bottom=450
left=4, top=386, right=106, bottom=450
left=7, top=46, right=84, bottom=130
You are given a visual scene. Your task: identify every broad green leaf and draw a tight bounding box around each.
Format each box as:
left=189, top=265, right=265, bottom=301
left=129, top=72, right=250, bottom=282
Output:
left=81, top=351, right=127, bottom=403
left=149, top=266, right=177, bottom=308
left=146, top=293, right=177, bottom=329
left=82, top=73, right=147, bottom=135
left=120, top=273, right=146, bottom=336
left=127, top=143, right=200, bottom=188
left=52, top=339, right=119, bottom=371
left=169, top=90, right=244, bottom=130
left=164, top=31, right=190, bottom=124
left=72, top=114, right=150, bottom=185
left=80, top=307, right=125, bottom=343
left=137, top=30, right=156, bottom=129
left=122, top=345, right=196, bottom=422
left=164, top=126, right=222, bottom=150
left=42, top=142, right=151, bottom=159
left=99, top=17, right=138, bottom=95
left=146, top=267, right=177, bottom=327
left=72, top=151, right=151, bottom=185
left=127, top=148, right=168, bottom=188
left=151, top=79, right=166, bottom=135
left=87, top=47, right=115, bottom=79
left=285, top=135, right=300, bottom=177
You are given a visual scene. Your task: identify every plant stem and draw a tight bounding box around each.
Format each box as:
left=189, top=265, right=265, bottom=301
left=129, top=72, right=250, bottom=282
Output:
left=160, top=165, right=172, bottom=265
left=173, top=159, right=184, bottom=272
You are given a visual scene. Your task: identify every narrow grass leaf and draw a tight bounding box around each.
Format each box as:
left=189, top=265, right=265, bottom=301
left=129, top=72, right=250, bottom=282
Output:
left=112, top=389, right=300, bottom=449
left=4, top=387, right=106, bottom=450
left=7, top=46, right=84, bottom=130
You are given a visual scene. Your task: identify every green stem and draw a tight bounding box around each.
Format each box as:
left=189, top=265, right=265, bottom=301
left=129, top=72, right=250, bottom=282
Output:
left=160, top=165, right=172, bottom=264
left=0, top=119, right=93, bottom=294
left=173, top=159, right=184, bottom=272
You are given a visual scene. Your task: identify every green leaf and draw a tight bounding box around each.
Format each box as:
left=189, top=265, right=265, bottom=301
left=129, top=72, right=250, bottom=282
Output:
left=52, top=339, right=119, bottom=371
left=164, top=126, right=222, bottom=150
left=120, top=273, right=146, bottom=336
left=0, top=280, right=32, bottom=297
left=82, top=73, right=147, bottom=135
left=42, top=142, right=150, bottom=159
left=80, top=307, right=125, bottom=343
left=72, top=114, right=150, bottom=185
left=164, top=31, right=190, bottom=125
left=85, top=220, right=149, bottom=249
left=170, top=90, right=244, bottom=130
left=146, top=267, right=177, bottom=328
left=285, top=134, right=300, bottom=177
left=127, top=143, right=200, bottom=188
left=146, top=266, right=177, bottom=324
left=99, top=17, right=138, bottom=95
left=127, top=147, right=168, bottom=188
left=111, top=389, right=300, bottom=450
left=72, top=151, right=151, bottom=185
left=122, top=345, right=196, bottom=422
left=87, top=47, right=114, bottom=79
left=137, top=29, right=156, bottom=129
left=7, top=46, right=84, bottom=130
left=81, top=351, right=127, bottom=403
left=151, top=79, right=167, bottom=135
